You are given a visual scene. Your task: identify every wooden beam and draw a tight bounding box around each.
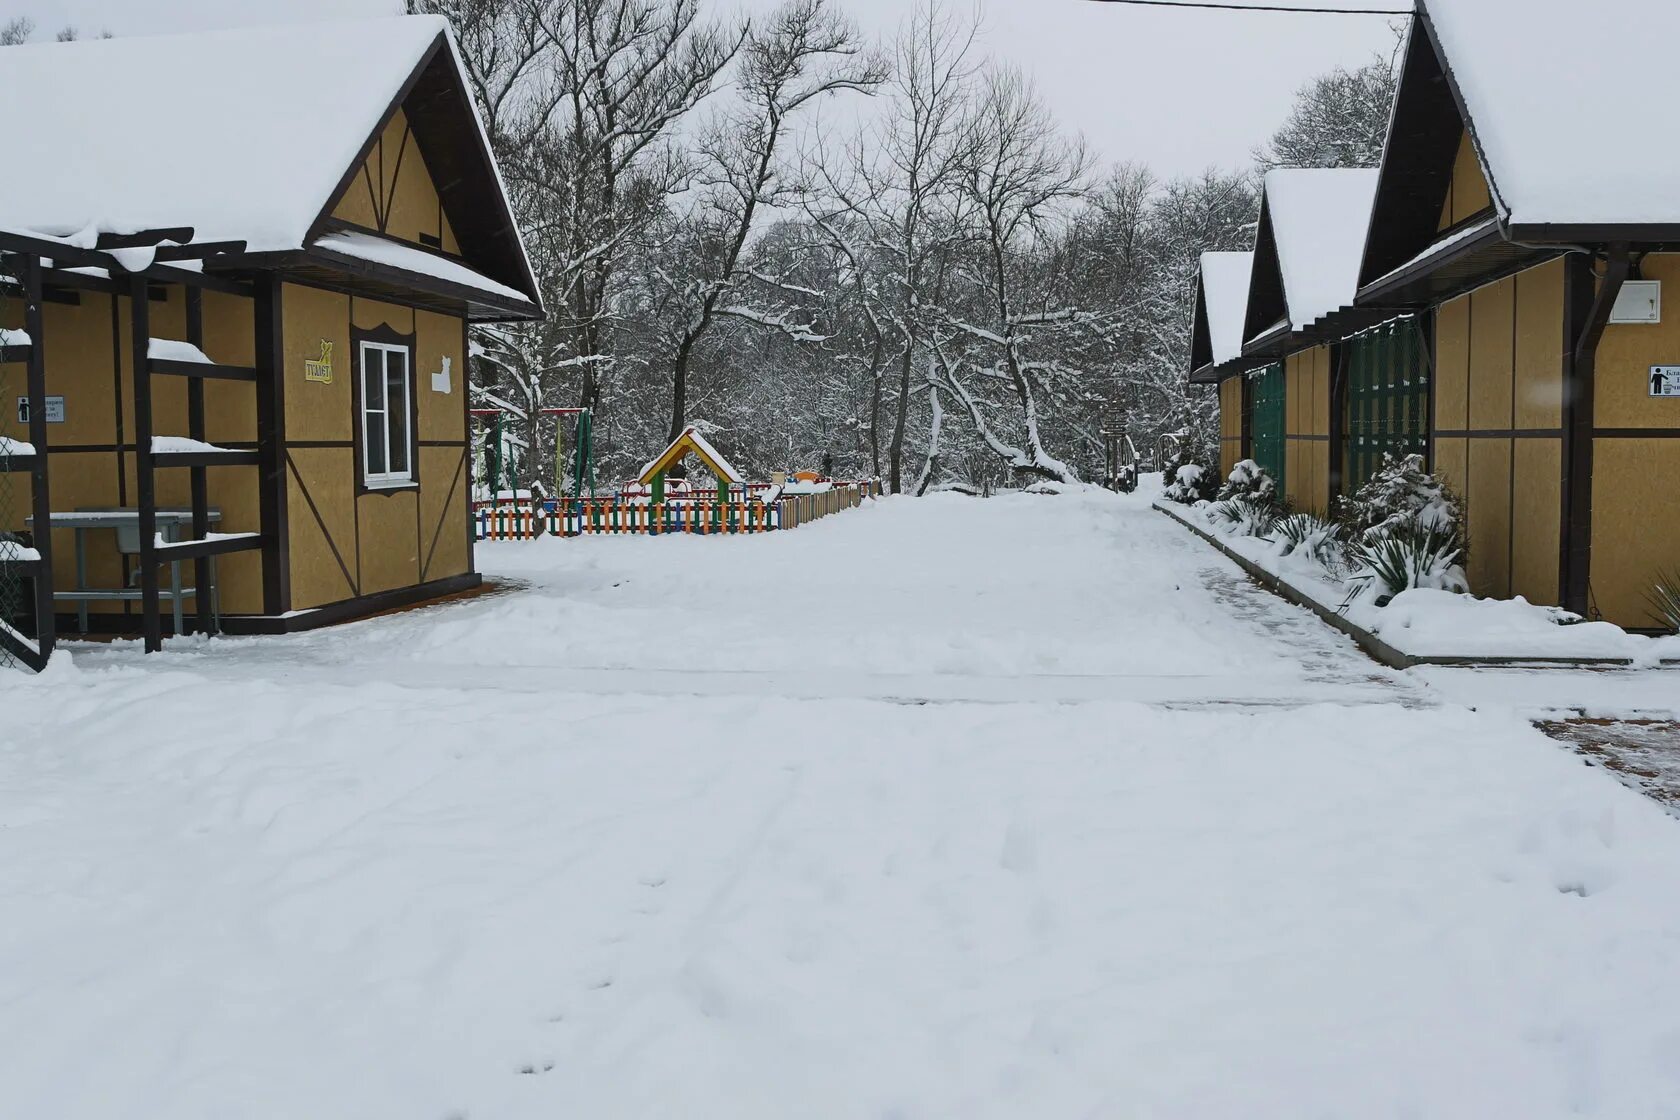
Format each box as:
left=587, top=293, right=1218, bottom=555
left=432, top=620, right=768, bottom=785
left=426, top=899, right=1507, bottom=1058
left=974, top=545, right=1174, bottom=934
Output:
left=148, top=358, right=261, bottom=381
left=151, top=449, right=262, bottom=469
left=154, top=534, right=264, bottom=564
left=130, top=275, right=162, bottom=653
left=97, top=227, right=194, bottom=251
left=254, top=277, right=290, bottom=615
left=21, top=257, right=56, bottom=665
left=153, top=240, right=248, bottom=263
left=185, top=288, right=215, bottom=637
left=1560, top=249, right=1626, bottom=618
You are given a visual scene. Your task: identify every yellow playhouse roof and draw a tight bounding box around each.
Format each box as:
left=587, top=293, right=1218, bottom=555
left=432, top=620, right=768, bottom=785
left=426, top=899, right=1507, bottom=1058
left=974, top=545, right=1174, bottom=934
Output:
left=637, top=426, right=744, bottom=485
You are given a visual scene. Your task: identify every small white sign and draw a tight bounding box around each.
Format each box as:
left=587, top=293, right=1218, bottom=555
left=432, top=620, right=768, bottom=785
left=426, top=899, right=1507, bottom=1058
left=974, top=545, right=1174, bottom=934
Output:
left=431, top=356, right=452, bottom=395
left=16, top=395, right=64, bottom=424
left=1652, top=366, right=1680, bottom=397
left=1612, top=280, right=1662, bottom=324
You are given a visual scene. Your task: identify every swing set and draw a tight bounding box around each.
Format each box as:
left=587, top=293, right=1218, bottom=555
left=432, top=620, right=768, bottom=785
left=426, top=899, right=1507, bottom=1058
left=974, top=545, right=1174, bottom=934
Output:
left=471, top=406, right=596, bottom=540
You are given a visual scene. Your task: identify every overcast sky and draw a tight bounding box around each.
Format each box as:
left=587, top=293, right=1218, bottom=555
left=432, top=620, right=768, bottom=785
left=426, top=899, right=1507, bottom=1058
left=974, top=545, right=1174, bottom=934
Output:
left=10, top=0, right=1402, bottom=179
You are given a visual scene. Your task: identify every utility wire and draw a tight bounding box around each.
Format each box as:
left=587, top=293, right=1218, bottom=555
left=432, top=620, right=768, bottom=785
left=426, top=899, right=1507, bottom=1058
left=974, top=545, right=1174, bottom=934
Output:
left=1083, top=0, right=1410, bottom=15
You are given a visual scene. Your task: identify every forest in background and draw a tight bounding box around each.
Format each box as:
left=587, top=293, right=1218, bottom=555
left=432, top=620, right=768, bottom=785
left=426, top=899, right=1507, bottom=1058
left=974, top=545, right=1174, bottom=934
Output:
left=409, top=0, right=1400, bottom=494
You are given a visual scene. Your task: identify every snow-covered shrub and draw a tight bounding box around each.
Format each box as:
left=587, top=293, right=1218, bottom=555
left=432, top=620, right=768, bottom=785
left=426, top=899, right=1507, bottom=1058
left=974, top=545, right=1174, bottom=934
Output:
left=1647, top=570, right=1680, bottom=634
left=1217, top=459, right=1281, bottom=509
left=1347, top=524, right=1468, bottom=607
left=1162, top=462, right=1215, bottom=505
left=1271, top=513, right=1339, bottom=567
left=1339, top=453, right=1463, bottom=546
left=1207, top=496, right=1280, bottom=538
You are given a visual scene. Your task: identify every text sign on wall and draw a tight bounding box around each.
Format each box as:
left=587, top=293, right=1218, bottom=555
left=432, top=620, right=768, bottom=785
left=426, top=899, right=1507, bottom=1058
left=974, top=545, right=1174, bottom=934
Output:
left=16, top=396, right=64, bottom=424
left=1652, top=366, right=1680, bottom=397
left=304, top=340, right=334, bottom=384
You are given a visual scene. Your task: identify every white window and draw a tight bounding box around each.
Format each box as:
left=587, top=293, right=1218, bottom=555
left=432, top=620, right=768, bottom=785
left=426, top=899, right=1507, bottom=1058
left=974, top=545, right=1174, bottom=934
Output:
left=360, top=341, right=413, bottom=486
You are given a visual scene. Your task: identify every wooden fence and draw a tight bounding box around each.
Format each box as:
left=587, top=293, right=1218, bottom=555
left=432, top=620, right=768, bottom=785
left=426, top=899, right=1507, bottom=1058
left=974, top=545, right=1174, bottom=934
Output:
left=474, top=480, right=881, bottom=542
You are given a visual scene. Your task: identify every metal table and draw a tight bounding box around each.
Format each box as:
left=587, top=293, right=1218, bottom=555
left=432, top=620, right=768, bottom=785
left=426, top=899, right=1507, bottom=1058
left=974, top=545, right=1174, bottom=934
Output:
left=27, top=507, right=222, bottom=637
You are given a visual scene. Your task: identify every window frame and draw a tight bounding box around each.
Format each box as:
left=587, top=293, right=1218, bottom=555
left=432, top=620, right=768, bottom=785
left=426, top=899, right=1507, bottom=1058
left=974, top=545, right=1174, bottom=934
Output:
left=359, top=339, right=415, bottom=489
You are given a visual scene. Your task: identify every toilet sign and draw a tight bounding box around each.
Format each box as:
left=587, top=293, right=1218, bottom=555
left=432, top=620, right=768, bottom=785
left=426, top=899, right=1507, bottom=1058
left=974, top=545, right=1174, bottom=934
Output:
left=16, top=395, right=64, bottom=424
left=1652, top=366, right=1680, bottom=397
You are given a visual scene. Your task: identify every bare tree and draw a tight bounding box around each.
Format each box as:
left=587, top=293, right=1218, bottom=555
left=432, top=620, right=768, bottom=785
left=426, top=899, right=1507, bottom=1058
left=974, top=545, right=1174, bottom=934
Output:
left=1255, top=28, right=1402, bottom=172
left=1, top=18, right=34, bottom=45
left=940, top=66, right=1090, bottom=484
left=658, top=0, right=884, bottom=443
left=418, top=0, right=740, bottom=496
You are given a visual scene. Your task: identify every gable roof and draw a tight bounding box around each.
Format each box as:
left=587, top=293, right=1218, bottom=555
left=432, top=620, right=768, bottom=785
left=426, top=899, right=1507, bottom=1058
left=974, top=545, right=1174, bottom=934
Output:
left=639, top=427, right=745, bottom=486
left=1422, top=0, right=1680, bottom=236
left=0, top=16, right=539, bottom=309
left=1188, top=251, right=1254, bottom=384
left=1242, top=168, right=1378, bottom=348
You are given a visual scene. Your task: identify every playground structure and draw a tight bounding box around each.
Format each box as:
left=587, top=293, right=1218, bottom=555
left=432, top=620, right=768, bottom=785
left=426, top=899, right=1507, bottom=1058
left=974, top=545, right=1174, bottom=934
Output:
left=471, top=423, right=881, bottom=541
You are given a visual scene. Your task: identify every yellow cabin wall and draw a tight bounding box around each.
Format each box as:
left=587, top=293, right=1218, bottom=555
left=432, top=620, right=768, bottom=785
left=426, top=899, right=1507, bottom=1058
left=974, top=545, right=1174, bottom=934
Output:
left=1432, top=260, right=1566, bottom=607
left=1438, top=130, right=1494, bottom=231
left=280, top=283, right=470, bottom=612
left=1587, top=251, right=1680, bottom=626
left=1219, top=377, right=1243, bottom=478
left=1283, top=344, right=1331, bottom=515
left=330, top=106, right=461, bottom=256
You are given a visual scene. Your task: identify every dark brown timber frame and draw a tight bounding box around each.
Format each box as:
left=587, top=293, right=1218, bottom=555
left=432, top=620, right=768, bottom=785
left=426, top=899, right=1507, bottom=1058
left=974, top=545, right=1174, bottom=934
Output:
left=1560, top=246, right=1630, bottom=618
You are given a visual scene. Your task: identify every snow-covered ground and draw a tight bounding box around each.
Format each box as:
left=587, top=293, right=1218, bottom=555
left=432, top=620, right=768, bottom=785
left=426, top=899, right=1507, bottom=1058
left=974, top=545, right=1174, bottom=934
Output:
left=6, top=490, right=1680, bottom=1118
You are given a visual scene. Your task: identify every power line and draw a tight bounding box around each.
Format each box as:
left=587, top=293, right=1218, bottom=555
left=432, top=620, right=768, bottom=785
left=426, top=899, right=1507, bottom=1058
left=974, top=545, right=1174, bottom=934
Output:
left=1083, top=0, right=1410, bottom=15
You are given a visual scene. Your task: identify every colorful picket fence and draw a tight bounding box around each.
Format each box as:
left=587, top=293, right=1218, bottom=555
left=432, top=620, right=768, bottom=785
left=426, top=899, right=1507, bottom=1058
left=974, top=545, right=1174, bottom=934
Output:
left=473, top=480, right=882, bottom=542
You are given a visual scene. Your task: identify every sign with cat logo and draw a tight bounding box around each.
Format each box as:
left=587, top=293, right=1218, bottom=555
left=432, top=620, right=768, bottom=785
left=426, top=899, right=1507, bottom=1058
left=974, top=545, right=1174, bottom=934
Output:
left=1651, top=366, right=1680, bottom=398
left=304, top=340, right=334, bottom=384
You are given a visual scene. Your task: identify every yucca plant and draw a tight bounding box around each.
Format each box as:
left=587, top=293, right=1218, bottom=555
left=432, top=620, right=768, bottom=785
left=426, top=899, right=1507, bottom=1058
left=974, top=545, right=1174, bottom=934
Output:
left=1208, top=496, right=1280, bottom=538
left=1347, top=524, right=1468, bottom=607
left=1270, top=513, right=1339, bottom=566
left=1647, top=570, right=1680, bottom=634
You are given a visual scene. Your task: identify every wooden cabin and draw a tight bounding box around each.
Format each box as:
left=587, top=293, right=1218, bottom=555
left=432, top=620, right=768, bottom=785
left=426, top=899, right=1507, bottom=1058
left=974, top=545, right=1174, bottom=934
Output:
left=1190, top=168, right=1379, bottom=517
left=1350, top=0, right=1680, bottom=629
left=0, top=17, right=542, bottom=669
left=1196, top=0, right=1680, bottom=631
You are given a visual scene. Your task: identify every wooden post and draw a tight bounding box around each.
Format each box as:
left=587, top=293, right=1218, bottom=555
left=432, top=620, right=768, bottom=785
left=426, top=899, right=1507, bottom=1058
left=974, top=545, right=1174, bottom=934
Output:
left=130, top=276, right=162, bottom=653
left=185, top=288, right=214, bottom=636
left=21, top=257, right=55, bottom=662
left=254, top=276, right=288, bottom=617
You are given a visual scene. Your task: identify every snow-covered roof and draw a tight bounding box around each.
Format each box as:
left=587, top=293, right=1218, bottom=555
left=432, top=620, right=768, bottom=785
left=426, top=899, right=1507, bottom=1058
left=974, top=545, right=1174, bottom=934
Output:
left=639, top=426, right=745, bottom=485
left=1263, top=168, right=1379, bottom=331
left=0, top=16, right=464, bottom=254
left=1425, top=0, right=1680, bottom=228
left=316, top=231, right=533, bottom=306
left=1199, top=252, right=1253, bottom=366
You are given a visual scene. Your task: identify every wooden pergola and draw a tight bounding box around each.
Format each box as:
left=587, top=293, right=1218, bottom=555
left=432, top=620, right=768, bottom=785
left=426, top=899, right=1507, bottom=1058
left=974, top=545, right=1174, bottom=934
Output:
left=0, top=226, right=276, bottom=669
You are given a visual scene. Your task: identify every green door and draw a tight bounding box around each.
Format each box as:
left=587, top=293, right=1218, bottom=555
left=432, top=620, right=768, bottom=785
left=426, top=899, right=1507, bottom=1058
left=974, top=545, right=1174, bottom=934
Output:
left=1345, top=318, right=1430, bottom=493
left=1247, top=362, right=1286, bottom=487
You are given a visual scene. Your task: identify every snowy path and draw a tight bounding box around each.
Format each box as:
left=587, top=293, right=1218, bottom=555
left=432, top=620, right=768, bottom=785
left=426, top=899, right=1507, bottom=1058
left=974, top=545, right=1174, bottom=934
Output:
left=5, top=491, right=1680, bottom=1118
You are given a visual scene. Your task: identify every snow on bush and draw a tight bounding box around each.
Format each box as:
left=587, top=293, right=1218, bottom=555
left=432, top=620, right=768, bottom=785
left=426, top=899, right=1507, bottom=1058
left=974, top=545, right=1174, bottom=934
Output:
left=1339, top=453, right=1463, bottom=546
left=1162, top=462, right=1214, bottom=505
left=1335, top=455, right=1470, bottom=605
left=1270, top=513, right=1340, bottom=568
left=1207, top=496, right=1279, bottom=539
left=1346, top=524, right=1469, bottom=607
left=1216, top=459, right=1281, bottom=509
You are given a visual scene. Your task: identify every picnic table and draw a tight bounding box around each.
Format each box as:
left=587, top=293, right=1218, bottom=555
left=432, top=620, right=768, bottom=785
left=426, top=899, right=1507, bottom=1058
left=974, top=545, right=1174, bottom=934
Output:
left=26, top=507, right=222, bottom=636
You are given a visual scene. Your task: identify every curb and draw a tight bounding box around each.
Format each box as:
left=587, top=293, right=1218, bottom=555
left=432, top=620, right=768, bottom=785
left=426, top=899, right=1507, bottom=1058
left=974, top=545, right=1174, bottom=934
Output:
left=1151, top=502, right=1674, bottom=672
